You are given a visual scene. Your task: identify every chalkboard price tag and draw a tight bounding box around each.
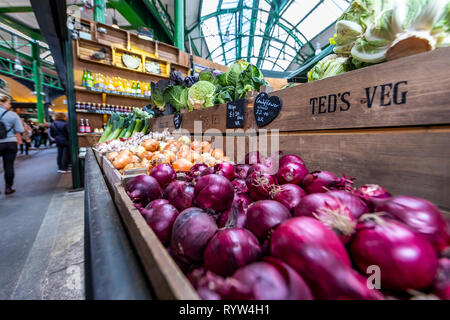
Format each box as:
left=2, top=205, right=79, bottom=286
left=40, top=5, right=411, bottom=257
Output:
left=254, top=92, right=283, bottom=127
left=173, top=113, right=182, bottom=129
left=226, top=99, right=246, bottom=128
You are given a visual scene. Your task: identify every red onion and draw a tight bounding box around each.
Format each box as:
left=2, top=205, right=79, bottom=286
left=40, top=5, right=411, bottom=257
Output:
left=204, top=228, right=261, bottom=276
left=326, top=190, right=369, bottom=219
left=187, top=163, right=209, bottom=182
left=194, top=174, right=235, bottom=212
left=302, top=171, right=341, bottom=193
left=198, top=166, right=215, bottom=178
left=246, top=200, right=291, bottom=241
left=214, top=162, right=236, bottom=180
left=232, top=179, right=248, bottom=194
left=294, top=193, right=357, bottom=243
left=273, top=242, right=383, bottom=300
left=277, top=162, right=309, bottom=185
left=270, top=184, right=306, bottom=212
left=271, top=217, right=351, bottom=267
left=164, top=180, right=195, bottom=212
left=246, top=165, right=278, bottom=200
left=170, top=207, right=218, bottom=264
left=195, top=270, right=225, bottom=300
left=235, top=164, right=251, bottom=179
left=221, top=258, right=313, bottom=300
left=125, top=175, right=163, bottom=209
left=141, top=203, right=178, bottom=245
left=357, top=184, right=391, bottom=206
left=217, top=198, right=248, bottom=229
left=149, top=163, right=176, bottom=188
left=349, top=214, right=439, bottom=292
left=145, top=198, right=169, bottom=210
left=433, top=258, right=450, bottom=300
left=377, top=196, right=449, bottom=252
left=279, top=154, right=305, bottom=167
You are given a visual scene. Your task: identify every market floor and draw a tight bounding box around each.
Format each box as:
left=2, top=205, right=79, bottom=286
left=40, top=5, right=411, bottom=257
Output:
left=0, top=147, right=85, bottom=300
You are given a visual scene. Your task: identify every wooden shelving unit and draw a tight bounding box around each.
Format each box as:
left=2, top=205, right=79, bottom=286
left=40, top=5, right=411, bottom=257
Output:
left=73, top=18, right=191, bottom=148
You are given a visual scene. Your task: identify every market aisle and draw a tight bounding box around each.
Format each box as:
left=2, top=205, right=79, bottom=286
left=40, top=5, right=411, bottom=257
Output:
left=0, top=148, right=85, bottom=300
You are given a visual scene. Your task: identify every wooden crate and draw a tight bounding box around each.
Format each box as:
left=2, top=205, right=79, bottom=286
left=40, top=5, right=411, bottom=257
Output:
left=101, top=156, right=148, bottom=193
left=148, top=48, right=450, bottom=210
left=113, top=183, right=199, bottom=300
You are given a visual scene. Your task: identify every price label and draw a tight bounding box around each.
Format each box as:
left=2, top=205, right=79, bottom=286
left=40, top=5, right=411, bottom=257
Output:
left=226, top=99, right=246, bottom=128
left=173, top=113, right=182, bottom=129
left=254, top=92, right=283, bottom=127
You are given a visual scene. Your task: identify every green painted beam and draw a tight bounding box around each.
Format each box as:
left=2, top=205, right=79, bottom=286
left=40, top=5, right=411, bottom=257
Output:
left=94, top=0, right=106, bottom=24
left=31, top=41, right=44, bottom=124
left=246, top=0, right=259, bottom=61
left=0, top=6, right=33, bottom=13
left=0, top=13, right=45, bottom=42
left=108, top=0, right=172, bottom=44
left=174, top=0, right=184, bottom=51
left=236, top=0, right=243, bottom=60
left=256, top=0, right=291, bottom=68
left=141, top=0, right=174, bottom=42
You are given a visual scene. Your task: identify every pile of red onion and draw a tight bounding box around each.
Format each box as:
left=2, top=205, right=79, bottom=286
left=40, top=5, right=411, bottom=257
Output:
left=124, top=151, right=449, bottom=300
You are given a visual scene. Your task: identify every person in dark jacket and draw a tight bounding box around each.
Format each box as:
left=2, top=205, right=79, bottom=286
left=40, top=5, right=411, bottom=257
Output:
left=50, top=113, right=70, bottom=173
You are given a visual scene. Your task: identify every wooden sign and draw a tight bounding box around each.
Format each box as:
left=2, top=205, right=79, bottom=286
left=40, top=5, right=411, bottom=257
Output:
left=254, top=92, right=283, bottom=127
left=226, top=99, right=246, bottom=128
left=173, top=113, right=182, bottom=129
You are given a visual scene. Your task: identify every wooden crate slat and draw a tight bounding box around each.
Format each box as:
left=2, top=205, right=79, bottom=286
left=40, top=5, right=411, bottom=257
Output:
left=113, top=184, right=200, bottom=300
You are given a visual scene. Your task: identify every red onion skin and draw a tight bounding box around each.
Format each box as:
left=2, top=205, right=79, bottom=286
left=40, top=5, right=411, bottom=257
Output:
left=277, top=162, right=309, bottom=185
left=149, top=163, right=176, bottom=188
left=357, top=184, right=391, bottom=209
left=349, top=217, right=439, bottom=292
left=270, top=217, right=351, bottom=267
left=303, top=171, right=340, bottom=194
left=294, top=193, right=357, bottom=243
left=272, top=242, right=383, bottom=300
left=204, top=228, right=262, bottom=277
left=214, top=162, right=236, bottom=180
left=245, top=200, right=291, bottom=241
left=170, top=207, right=218, bottom=264
left=167, top=247, right=191, bottom=274
left=188, top=163, right=209, bottom=182
left=271, top=184, right=306, bottom=212
left=141, top=203, right=178, bottom=245
left=164, top=180, right=195, bottom=212
left=246, top=167, right=278, bottom=199
left=279, top=154, right=305, bottom=167
left=232, top=179, right=248, bottom=194
left=199, top=166, right=215, bottom=178
left=223, top=258, right=314, bottom=300
left=433, top=258, right=450, bottom=300
left=194, top=174, right=235, bottom=212
left=235, top=164, right=251, bottom=179
left=245, top=151, right=263, bottom=165
left=125, top=175, right=163, bottom=209
left=326, top=190, right=369, bottom=219
left=217, top=200, right=248, bottom=229
left=377, top=196, right=449, bottom=252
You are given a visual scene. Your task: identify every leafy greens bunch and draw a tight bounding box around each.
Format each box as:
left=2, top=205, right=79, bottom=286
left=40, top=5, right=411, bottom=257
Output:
left=99, top=108, right=153, bottom=143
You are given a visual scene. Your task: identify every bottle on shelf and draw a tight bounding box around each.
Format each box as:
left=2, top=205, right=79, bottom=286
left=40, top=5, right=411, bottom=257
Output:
left=136, top=81, right=141, bottom=96
left=81, top=70, right=86, bottom=87
left=85, top=119, right=91, bottom=133
left=79, top=119, right=85, bottom=133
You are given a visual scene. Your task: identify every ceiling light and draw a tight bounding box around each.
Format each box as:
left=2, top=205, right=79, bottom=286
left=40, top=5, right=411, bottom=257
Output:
left=14, top=58, right=23, bottom=71
left=112, top=9, right=119, bottom=29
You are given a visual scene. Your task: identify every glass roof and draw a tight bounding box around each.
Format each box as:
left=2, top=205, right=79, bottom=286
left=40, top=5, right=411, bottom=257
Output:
left=194, top=0, right=350, bottom=72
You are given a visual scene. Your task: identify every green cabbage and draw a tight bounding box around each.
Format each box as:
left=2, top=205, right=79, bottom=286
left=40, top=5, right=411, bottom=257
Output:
left=187, top=81, right=216, bottom=111
left=163, top=85, right=188, bottom=113
left=307, top=54, right=351, bottom=82
left=225, top=59, right=250, bottom=89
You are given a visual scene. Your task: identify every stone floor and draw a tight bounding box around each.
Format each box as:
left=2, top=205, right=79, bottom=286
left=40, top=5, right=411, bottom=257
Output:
left=0, top=147, right=85, bottom=300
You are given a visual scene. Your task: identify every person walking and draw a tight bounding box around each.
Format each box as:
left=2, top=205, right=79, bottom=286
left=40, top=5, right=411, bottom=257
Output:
left=50, top=113, right=70, bottom=173
left=19, top=119, right=32, bottom=155
left=39, top=124, right=48, bottom=147
left=0, top=79, right=24, bottom=195
left=31, top=124, right=40, bottom=148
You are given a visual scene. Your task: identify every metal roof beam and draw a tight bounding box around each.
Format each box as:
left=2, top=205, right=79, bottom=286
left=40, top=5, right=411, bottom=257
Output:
left=0, top=13, right=44, bottom=42
left=0, top=6, right=33, bottom=13
left=246, top=0, right=259, bottom=61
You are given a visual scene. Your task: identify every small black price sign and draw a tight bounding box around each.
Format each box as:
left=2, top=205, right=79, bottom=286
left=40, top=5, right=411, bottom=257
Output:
left=173, top=113, right=182, bottom=129
left=226, top=99, right=246, bottom=128
left=254, top=92, right=283, bottom=127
